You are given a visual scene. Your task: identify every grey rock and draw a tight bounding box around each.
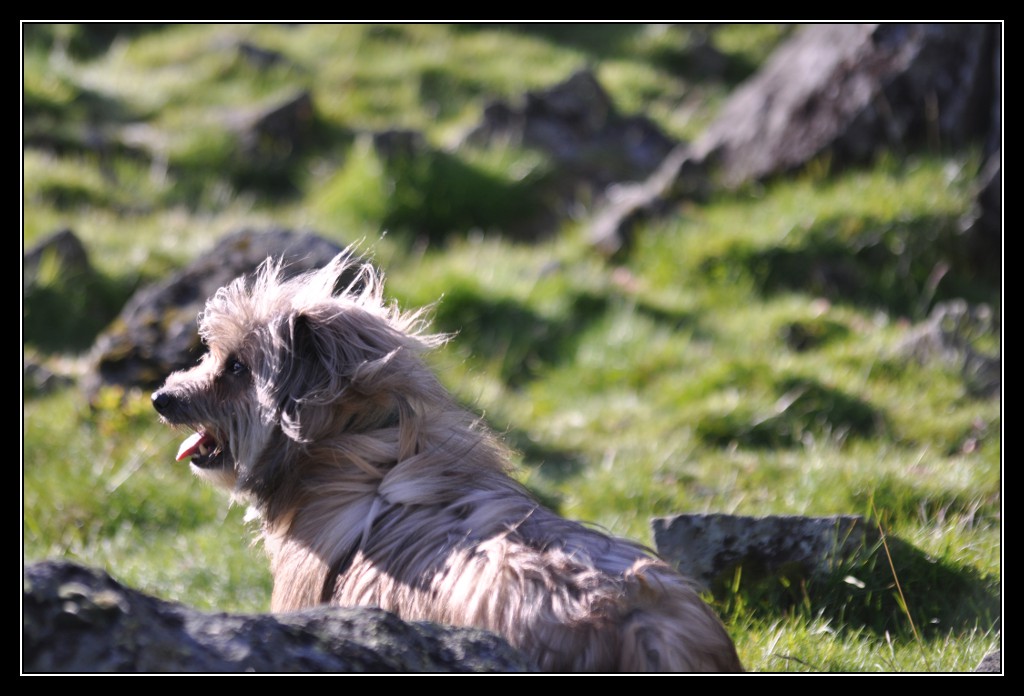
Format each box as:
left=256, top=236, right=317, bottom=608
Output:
left=588, top=144, right=705, bottom=256
left=236, top=40, right=289, bottom=70
left=84, top=228, right=351, bottom=400
left=464, top=69, right=680, bottom=196
left=974, top=650, right=1001, bottom=673
left=652, top=513, right=876, bottom=592
left=589, top=23, right=1000, bottom=256
left=23, top=560, right=534, bottom=673
left=230, top=89, right=316, bottom=158
left=695, top=23, right=998, bottom=186
left=899, top=300, right=1000, bottom=398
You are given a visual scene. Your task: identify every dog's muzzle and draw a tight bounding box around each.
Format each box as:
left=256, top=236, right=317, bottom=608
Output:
left=151, top=389, right=175, bottom=417
left=152, top=388, right=227, bottom=470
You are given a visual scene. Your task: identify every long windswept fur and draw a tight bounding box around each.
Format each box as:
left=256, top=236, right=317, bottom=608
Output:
left=152, top=248, right=743, bottom=672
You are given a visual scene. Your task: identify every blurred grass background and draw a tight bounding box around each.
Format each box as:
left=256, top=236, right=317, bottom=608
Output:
left=22, top=23, right=1000, bottom=672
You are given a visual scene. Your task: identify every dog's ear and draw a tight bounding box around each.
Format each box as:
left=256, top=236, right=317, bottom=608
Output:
left=268, top=311, right=407, bottom=441
left=268, top=313, right=351, bottom=442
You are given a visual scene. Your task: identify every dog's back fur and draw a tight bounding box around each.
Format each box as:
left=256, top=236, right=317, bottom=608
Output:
left=152, top=250, right=743, bottom=672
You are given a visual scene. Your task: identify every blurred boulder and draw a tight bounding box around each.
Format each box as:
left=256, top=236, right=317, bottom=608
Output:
left=235, top=40, right=289, bottom=70
left=899, top=299, right=1000, bottom=398
left=588, top=143, right=701, bottom=256
left=84, top=228, right=351, bottom=401
left=235, top=89, right=315, bottom=158
left=591, top=23, right=1001, bottom=255
left=23, top=560, right=533, bottom=673
left=695, top=23, right=999, bottom=185
left=463, top=69, right=680, bottom=198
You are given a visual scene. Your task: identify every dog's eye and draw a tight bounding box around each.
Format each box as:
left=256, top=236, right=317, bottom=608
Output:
left=228, top=359, right=249, bottom=377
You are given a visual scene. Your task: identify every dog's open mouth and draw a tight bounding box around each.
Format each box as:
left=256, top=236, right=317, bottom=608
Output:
left=175, top=430, right=225, bottom=469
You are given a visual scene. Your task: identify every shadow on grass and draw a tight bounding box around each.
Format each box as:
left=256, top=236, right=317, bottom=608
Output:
left=696, top=375, right=886, bottom=449
left=721, top=535, right=1000, bottom=640
left=851, top=474, right=999, bottom=531
left=417, top=66, right=494, bottom=122
left=434, top=284, right=703, bottom=388
left=24, top=262, right=141, bottom=355
left=378, top=146, right=552, bottom=245
left=703, top=213, right=1000, bottom=320
left=169, top=119, right=357, bottom=208
left=433, top=287, right=607, bottom=388
left=502, top=426, right=588, bottom=515
left=23, top=72, right=154, bottom=161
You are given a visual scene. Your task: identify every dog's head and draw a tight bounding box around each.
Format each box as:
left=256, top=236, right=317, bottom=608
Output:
left=152, top=249, right=447, bottom=497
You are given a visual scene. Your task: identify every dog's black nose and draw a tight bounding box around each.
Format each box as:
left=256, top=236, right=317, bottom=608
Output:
left=152, top=390, right=171, bottom=414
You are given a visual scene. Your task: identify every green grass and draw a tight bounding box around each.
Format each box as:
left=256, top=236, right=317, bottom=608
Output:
left=23, top=23, right=1000, bottom=672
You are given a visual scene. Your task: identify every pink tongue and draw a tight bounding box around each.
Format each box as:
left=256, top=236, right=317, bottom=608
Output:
left=176, top=432, right=213, bottom=461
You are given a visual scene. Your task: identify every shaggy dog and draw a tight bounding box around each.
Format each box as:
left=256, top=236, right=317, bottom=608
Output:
left=151, top=250, right=743, bottom=672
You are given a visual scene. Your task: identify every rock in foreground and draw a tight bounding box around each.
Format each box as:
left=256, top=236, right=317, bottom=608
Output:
left=23, top=560, right=534, bottom=673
